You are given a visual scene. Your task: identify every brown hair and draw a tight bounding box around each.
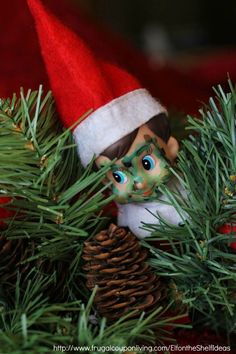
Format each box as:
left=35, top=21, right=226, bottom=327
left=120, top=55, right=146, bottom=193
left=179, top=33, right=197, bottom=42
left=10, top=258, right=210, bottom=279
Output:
left=101, top=113, right=170, bottom=160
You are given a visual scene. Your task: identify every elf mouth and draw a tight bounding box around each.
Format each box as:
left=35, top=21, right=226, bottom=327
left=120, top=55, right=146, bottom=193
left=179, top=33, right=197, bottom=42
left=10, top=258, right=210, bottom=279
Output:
left=143, top=189, right=153, bottom=196
left=136, top=186, right=156, bottom=197
left=130, top=185, right=156, bottom=198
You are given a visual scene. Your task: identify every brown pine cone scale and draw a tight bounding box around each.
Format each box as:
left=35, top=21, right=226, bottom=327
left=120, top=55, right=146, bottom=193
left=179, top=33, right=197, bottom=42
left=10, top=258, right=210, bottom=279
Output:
left=82, top=224, right=166, bottom=322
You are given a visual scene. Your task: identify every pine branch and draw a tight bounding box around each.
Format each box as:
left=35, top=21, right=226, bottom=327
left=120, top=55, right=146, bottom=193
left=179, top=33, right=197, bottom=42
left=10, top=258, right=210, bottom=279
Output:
left=0, top=87, right=114, bottom=304
left=0, top=274, right=189, bottom=353
left=0, top=87, right=192, bottom=350
left=0, top=271, right=81, bottom=354
left=143, top=81, right=236, bottom=337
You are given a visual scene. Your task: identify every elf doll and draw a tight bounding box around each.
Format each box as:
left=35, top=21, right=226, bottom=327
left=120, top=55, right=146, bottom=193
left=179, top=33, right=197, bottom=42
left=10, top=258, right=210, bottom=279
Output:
left=28, top=0, right=185, bottom=238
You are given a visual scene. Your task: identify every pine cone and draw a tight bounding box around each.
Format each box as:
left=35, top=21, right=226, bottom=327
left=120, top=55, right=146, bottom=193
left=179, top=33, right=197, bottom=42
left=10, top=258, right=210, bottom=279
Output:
left=0, top=235, right=68, bottom=301
left=83, top=224, right=165, bottom=321
left=0, top=235, right=30, bottom=282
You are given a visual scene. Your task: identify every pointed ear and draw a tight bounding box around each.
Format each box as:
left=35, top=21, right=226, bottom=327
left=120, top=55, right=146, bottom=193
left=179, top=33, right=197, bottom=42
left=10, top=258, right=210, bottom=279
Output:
left=95, top=155, right=111, bottom=185
left=95, top=155, right=111, bottom=169
left=166, top=136, right=179, bottom=161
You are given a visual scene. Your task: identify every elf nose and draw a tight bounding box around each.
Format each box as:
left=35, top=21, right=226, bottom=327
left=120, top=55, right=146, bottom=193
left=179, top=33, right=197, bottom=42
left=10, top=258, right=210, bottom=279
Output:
left=134, top=182, right=143, bottom=190
left=133, top=177, right=144, bottom=190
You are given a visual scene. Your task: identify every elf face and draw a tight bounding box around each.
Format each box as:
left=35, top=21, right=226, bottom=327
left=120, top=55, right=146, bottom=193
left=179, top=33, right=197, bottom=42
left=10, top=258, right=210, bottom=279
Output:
left=96, top=124, right=179, bottom=204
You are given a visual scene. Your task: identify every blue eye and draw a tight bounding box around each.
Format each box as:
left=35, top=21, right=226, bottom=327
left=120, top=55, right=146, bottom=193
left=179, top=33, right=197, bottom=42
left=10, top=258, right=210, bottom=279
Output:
left=142, top=155, right=155, bottom=170
left=112, top=171, right=128, bottom=184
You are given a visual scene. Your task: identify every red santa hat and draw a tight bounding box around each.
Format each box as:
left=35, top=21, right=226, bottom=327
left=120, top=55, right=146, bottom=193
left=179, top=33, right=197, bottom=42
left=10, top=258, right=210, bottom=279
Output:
left=28, top=0, right=166, bottom=166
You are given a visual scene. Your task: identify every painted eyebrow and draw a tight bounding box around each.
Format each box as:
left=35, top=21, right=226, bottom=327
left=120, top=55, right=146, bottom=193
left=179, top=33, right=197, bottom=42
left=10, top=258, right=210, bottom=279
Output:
left=122, top=144, right=151, bottom=164
left=136, top=144, right=151, bottom=156
left=111, top=163, right=125, bottom=172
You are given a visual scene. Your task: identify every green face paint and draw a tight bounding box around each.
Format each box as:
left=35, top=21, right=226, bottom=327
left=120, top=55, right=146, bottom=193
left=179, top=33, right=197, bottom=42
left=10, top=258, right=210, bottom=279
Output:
left=108, top=139, right=172, bottom=204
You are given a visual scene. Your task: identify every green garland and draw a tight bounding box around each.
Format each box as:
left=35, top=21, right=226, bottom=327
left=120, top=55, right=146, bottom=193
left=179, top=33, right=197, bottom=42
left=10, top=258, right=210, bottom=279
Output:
left=143, top=81, right=236, bottom=339
left=1, top=82, right=235, bottom=351
left=0, top=87, right=187, bottom=354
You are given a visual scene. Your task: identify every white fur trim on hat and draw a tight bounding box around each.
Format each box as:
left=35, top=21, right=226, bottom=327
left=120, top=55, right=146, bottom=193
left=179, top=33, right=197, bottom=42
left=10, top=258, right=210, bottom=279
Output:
left=73, top=88, right=166, bottom=166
